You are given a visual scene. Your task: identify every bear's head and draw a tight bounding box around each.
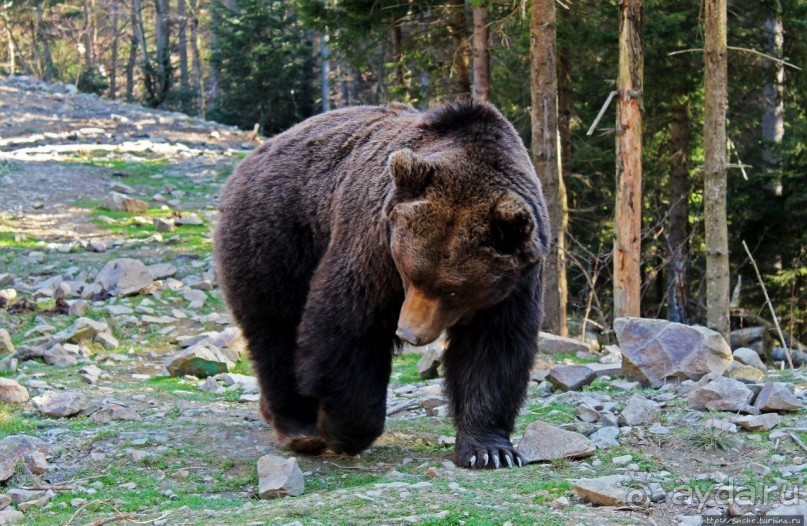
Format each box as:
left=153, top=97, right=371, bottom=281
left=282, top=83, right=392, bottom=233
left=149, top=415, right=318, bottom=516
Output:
left=385, top=147, right=547, bottom=346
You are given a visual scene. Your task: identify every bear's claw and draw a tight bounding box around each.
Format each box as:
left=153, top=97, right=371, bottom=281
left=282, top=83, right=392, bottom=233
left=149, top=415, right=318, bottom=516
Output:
left=457, top=435, right=525, bottom=470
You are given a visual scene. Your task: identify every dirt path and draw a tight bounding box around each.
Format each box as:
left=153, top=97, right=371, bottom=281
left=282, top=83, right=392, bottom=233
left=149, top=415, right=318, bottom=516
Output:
left=1, top=76, right=806, bottom=526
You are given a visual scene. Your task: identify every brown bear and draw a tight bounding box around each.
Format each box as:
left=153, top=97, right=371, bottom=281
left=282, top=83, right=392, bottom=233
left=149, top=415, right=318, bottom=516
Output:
left=214, top=100, right=549, bottom=469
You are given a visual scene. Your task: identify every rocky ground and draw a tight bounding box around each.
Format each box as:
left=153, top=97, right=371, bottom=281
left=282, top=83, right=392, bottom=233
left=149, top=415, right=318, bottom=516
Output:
left=1, top=75, right=807, bottom=526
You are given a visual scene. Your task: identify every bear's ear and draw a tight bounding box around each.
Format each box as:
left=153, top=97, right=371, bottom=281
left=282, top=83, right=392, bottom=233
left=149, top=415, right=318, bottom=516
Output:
left=491, top=192, right=538, bottom=256
left=388, top=149, right=434, bottom=195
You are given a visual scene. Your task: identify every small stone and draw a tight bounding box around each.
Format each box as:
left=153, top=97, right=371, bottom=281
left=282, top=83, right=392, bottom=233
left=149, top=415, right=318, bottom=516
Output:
left=95, top=258, right=154, bottom=296
left=749, top=462, right=771, bottom=476
left=0, top=329, right=14, bottom=355
left=649, top=423, right=669, bottom=435
left=687, top=374, right=754, bottom=412
left=724, top=361, right=765, bottom=383
left=612, top=454, right=633, bottom=465
left=547, top=365, right=596, bottom=391
left=0, top=508, right=24, bottom=524
left=100, top=191, right=148, bottom=214
left=164, top=343, right=233, bottom=377
left=54, top=317, right=109, bottom=344
left=755, top=383, right=802, bottom=412
left=703, top=418, right=738, bottom=433
left=79, top=365, right=103, bottom=384
left=619, top=394, right=658, bottom=426
left=538, top=332, right=591, bottom=355
left=589, top=426, right=620, bottom=449
left=91, top=404, right=140, bottom=423
left=153, top=218, right=175, bottom=232
left=25, top=450, right=49, bottom=474
left=576, top=404, right=600, bottom=423
left=416, top=343, right=443, bottom=380
left=733, top=347, right=766, bottom=372
left=68, top=300, right=90, bottom=316
left=147, top=263, right=177, bottom=280
left=550, top=496, right=570, bottom=509
left=517, top=421, right=595, bottom=462
left=610, top=379, right=639, bottom=391
left=197, top=376, right=224, bottom=393
left=257, top=455, right=305, bottom=498
left=736, top=413, right=781, bottom=432
left=182, top=289, right=207, bottom=309
left=175, top=213, right=204, bottom=225
left=31, top=390, right=89, bottom=417
left=425, top=467, right=439, bottom=478
left=575, top=475, right=663, bottom=507
left=94, top=332, right=119, bottom=350
left=0, top=378, right=29, bottom=403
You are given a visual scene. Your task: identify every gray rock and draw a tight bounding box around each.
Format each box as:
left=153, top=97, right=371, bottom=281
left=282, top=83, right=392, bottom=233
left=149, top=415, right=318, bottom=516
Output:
left=257, top=455, right=305, bottom=498
left=619, top=394, right=659, bottom=426
left=517, top=421, right=595, bottom=463
left=215, top=373, right=259, bottom=394
left=100, top=191, right=148, bottom=214
left=589, top=426, right=620, bottom=449
left=0, top=378, right=29, bottom=403
left=94, top=332, right=119, bottom=350
left=547, top=365, right=596, bottom=391
left=537, top=332, right=591, bottom=355
left=575, top=475, right=664, bottom=507
left=79, top=365, right=103, bottom=384
left=31, top=390, right=89, bottom=417
left=90, top=404, right=141, bottom=423
left=153, top=218, right=175, bottom=232
left=42, top=344, right=78, bottom=367
left=0, top=435, right=52, bottom=482
left=147, top=263, right=178, bottom=280
left=182, top=289, right=207, bottom=309
left=771, top=504, right=807, bottom=519
left=54, top=317, right=109, bottom=344
left=687, top=374, right=754, bottom=412
left=755, top=383, right=802, bottom=412
left=703, top=418, right=737, bottom=433
left=736, top=413, right=781, bottom=432
left=96, top=258, right=154, bottom=296
left=164, top=342, right=233, bottom=378
left=615, top=317, right=733, bottom=387
left=0, top=508, right=24, bottom=524
left=724, top=361, right=765, bottom=383
left=576, top=404, right=600, bottom=423
left=416, top=344, right=443, bottom=380
left=68, top=300, right=89, bottom=316
left=732, top=347, right=766, bottom=372
left=0, top=329, right=14, bottom=355
left=730, top=326, right=771, bottom=357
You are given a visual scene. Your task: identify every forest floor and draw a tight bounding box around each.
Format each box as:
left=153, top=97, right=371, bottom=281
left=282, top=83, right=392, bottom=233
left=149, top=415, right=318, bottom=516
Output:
left=1, top=76, right=807, bottom=526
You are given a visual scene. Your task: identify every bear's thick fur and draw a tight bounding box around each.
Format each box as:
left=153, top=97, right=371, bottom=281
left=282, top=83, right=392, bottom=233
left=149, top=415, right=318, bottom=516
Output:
left=214, top=101, right=549, bottom=469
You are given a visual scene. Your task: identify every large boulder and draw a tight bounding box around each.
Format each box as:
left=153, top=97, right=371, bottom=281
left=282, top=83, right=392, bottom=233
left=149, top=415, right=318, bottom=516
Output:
left=615, top=317, right=733, bottom=387
left=95, top=259, right=154, bottom=296
left=0, top=378, right=29, bottom=404
left=31, top=391, right=89, bottom=418
left=257, top=455, right=304, bottom=498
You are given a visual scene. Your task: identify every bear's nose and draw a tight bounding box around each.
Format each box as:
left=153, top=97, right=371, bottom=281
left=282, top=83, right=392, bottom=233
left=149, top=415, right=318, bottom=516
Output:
left=396, top=327, right=421, bottom=346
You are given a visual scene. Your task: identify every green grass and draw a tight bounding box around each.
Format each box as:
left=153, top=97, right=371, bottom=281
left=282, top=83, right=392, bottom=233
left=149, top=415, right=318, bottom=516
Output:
left=391, top=353, right=425, bottom=384
left=0, top=402, right=43, bottom=437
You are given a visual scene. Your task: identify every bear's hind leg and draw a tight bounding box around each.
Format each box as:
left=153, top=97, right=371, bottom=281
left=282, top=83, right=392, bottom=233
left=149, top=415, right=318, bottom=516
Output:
left=244, top=321, right=326, bottom=455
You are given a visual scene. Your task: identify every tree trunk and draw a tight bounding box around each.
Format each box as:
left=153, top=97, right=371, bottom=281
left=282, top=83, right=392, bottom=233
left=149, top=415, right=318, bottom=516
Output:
left=666, top=97, right=690, bottom=323
left=109, top=0, right=120, bottom=99
left=125, top=0, right=139, bottom=101
left=134, top=0, right=154, bottom=101
left=449, top=0, right=470, bottom=96
left=530, top=0, right=567, bottom=336
left=471, top=5, right=490, bottom=101
left=177, top=0, right=190, bottom=101
left=154, top=0, right=171, bottom=105
left=189, top=0, right=204, bottom=116
left=390, top=14, right=405, bottom=92
left=82, top=0, right=93, bottom=71
left=5, top=23, right=14, bottom=75
left=321, top=33, right=330, bottom=112
left=613, top=0, right=643, bottom=319
left=558, top=8, right=572, bottom=199
left=704, top=0, right=730, bottom=338
left=33, top=0, right=54, bottom=80
left=761, top=0, right=784, bottom=196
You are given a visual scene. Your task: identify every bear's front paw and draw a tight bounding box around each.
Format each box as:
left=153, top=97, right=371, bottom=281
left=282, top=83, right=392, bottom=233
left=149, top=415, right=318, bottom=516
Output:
left=455, top=434, right=524, bottom=469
